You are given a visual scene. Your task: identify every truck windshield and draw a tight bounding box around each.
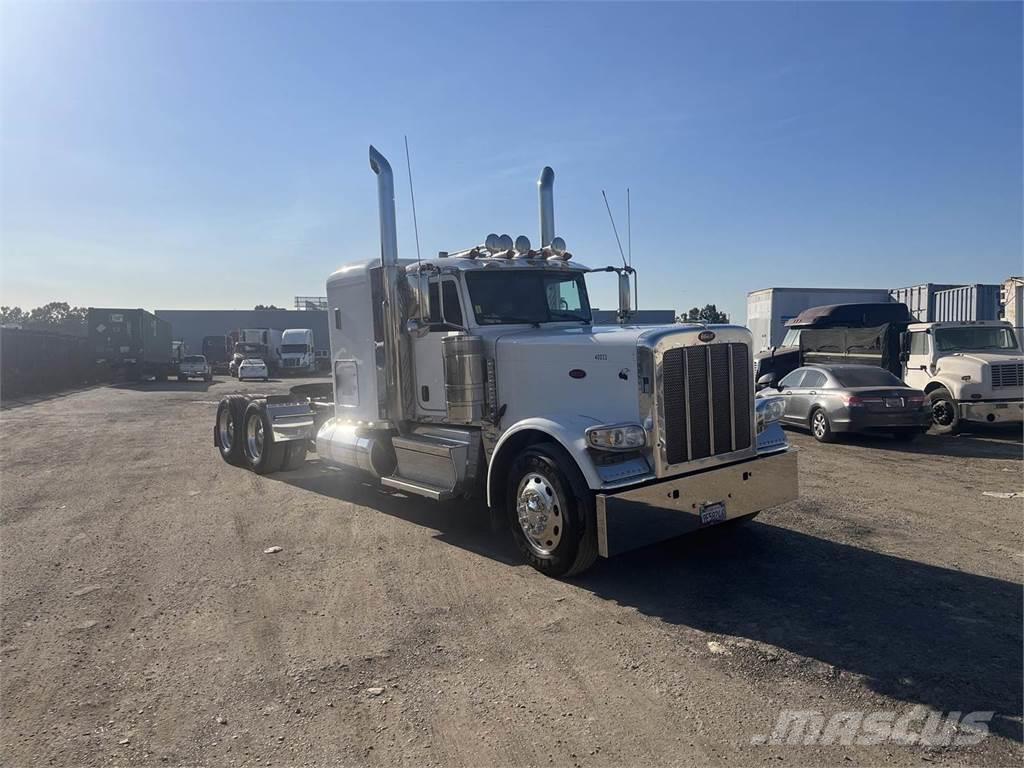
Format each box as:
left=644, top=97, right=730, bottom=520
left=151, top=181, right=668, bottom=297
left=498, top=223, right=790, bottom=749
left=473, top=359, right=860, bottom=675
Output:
left=465, top=270, right=591, bottom=325
left=281, top=344, right=308, bottom=353
left=934, top=327, right=1018, bottom=352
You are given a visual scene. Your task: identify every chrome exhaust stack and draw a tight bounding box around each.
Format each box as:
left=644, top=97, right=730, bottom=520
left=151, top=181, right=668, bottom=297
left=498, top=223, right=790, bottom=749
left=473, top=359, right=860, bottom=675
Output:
left=369, top=145, right=408, bottom=427
left=538, top=166, right=555, bottom=247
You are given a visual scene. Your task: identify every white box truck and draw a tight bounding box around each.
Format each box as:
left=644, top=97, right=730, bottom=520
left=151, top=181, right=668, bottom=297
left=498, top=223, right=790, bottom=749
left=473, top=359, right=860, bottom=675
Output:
left=213, top=147, right=798, bottom=577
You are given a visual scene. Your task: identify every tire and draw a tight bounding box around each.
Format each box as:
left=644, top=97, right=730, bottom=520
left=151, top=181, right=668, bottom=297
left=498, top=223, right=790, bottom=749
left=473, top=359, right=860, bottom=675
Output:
left=928, top=387, right=960, bottom=435
left=891, top=428, right=922, bottom=442
left=177, top=375, right=187, bottom=382
left=810, top=408, right=835, bottom=443
left=215, top=395, right=248, bottom=465
left=281, top=441, right=308, bottom=471
left=241, top=401, right=286, bottom=474
left=505, top=442, right=598, bottom=578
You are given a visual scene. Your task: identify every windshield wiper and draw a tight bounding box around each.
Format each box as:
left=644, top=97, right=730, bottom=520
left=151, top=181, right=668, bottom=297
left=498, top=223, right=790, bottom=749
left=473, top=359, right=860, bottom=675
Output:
left=481, top=316, right=542, bottom=326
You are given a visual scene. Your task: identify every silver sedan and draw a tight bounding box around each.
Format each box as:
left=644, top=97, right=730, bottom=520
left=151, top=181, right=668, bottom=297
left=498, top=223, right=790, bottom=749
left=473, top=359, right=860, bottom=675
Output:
left=756, top=364, right=931, bottom=443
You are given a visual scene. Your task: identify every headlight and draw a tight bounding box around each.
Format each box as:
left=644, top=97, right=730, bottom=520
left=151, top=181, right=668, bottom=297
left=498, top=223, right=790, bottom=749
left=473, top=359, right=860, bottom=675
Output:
left=755, top=396, right=786, bottom=434
left=586, top=424, right=646, bottom=451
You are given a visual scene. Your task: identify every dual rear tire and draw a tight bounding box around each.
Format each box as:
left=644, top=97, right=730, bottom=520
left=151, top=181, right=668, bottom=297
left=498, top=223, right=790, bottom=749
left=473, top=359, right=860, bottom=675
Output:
left=215, top=396, right=307, bottom=473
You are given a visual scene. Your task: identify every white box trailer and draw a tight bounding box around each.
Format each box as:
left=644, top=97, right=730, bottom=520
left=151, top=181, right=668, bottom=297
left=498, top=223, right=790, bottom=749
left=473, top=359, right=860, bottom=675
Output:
left=746, top=287, right=892, bottom=351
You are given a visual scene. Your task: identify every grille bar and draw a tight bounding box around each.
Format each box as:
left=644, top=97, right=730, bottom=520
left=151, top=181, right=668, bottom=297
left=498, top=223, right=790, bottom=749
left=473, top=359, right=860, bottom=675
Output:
left=992, top=363, right=1023, bottom=388
left=663, top=343, right=752, bottom=465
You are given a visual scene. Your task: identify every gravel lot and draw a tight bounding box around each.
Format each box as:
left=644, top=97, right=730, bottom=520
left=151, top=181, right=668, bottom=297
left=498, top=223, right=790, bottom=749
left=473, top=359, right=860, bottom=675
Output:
left=2, top=377, right=1021, bottom=766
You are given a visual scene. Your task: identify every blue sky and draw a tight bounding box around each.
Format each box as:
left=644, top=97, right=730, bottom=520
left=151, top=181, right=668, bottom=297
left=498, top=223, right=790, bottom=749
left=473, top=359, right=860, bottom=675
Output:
left=1, top=2, right=1021, bottom=322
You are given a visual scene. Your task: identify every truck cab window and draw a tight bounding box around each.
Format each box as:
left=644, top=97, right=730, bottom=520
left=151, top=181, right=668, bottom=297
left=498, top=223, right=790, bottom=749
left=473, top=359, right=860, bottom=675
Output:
left=465, top=270, right=591, bottom=325
left=427, top=279, right=464, bottom=329
left=909, top=332, right=928, bottom=355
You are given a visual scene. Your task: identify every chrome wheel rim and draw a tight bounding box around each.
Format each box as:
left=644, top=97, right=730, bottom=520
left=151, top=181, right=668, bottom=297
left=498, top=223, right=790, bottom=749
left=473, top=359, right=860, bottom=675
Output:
left=218, top=407, right=234, bottom=451
left=516, top=472, right=562, bottom=556
left=812, top=412, right=826, bottom=438
left=246, top=413, right=264, bottom=460
left=932, top=399, right=955, bottom=426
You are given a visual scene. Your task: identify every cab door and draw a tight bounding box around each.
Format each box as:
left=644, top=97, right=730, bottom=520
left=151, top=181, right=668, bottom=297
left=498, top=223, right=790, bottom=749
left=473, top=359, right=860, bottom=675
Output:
left=903, top=331, right=931, bottom=389
left=412, top=277, right=466, bottom=416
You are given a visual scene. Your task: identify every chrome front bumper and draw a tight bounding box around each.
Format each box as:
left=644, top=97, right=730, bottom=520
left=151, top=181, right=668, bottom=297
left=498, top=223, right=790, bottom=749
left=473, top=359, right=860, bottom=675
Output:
left=960, top=399, right=1023, bottom=424
left=594, top=449, right=798, bottom=558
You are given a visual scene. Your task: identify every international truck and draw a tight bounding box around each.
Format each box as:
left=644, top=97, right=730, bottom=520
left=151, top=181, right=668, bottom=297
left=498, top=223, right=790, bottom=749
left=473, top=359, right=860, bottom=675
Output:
left=279, top=328, right=316, bottom=374
left=754, top=303, right=1023, bottom=433
left=212, top=147, right=797, bottom=577
left=88, top=307, right=177, bottom=381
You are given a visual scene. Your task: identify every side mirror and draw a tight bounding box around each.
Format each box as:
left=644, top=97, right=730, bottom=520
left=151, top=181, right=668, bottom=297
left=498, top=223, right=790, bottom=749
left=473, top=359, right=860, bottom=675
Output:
left=756, top=373, right=776, bottom=392
left=899, top=351, right=910, bottom=363
left=409, top=272, right=431, bottom=324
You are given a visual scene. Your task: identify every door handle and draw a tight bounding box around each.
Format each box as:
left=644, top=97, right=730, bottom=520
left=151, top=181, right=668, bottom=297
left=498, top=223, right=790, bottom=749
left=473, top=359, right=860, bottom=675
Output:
left=809, top=391, right=817, bottom=395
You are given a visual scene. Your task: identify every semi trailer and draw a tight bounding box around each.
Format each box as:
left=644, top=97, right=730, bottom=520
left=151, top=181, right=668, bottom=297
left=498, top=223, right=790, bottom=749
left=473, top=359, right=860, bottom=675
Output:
left=88, top=307, right=177, bottom=381
left=213, top=147, right=798, bottom=576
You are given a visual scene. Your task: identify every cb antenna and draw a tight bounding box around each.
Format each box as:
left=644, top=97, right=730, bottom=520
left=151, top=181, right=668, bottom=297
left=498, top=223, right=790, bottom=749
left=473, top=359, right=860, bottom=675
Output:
left=601, top=189, right=627, bottom=268
left=404, top=135, right=422, bottom=265
left=626, top=187, right=631, bottom=267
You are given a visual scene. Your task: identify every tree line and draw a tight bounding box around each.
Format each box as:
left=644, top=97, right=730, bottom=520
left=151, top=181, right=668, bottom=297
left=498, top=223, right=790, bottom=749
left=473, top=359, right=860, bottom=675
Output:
left=0, top=302, right=88, bottom=331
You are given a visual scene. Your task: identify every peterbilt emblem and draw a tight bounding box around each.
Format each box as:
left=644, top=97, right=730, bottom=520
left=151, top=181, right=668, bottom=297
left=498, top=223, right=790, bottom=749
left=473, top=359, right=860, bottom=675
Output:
left=698, top=330, right=716, bottom=343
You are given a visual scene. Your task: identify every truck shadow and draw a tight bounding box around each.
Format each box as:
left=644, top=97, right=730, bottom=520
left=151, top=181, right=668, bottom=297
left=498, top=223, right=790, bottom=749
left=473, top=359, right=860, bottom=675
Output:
left=577, top=515, right=1023, bottom=743
left=113, top=380, right=219, bottom=393
left=274, top=462, right=1021, bottom=741
left=846, top=427, right=1021, bottom=460
left=278, top=463, right=521, bottom=566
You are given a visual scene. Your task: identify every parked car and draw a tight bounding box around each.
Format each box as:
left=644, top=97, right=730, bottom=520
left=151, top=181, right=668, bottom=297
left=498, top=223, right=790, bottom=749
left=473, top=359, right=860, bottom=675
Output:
left=756, top=363, right=931, bottom=442
left=237, top=358, right=269, bottom=382
left=178, top=354, right=212, bottom=382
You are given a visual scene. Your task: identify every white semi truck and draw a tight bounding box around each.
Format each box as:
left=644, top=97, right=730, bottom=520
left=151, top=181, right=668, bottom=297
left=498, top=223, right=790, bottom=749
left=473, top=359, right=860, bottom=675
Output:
left=279, top=328, right=316, bottom=374
left=213, top=147, right=798, bottom=576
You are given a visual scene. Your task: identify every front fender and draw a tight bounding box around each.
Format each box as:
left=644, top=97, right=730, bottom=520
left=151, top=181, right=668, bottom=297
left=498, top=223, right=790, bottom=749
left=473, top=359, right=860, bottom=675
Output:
left=486, top=415, right=604, bottom=507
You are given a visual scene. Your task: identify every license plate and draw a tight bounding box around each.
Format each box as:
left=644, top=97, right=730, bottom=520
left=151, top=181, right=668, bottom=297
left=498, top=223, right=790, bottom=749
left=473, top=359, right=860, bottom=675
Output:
left=699, top=501, right=727, bottom=525
left=885, top=397, right=903, bottom=408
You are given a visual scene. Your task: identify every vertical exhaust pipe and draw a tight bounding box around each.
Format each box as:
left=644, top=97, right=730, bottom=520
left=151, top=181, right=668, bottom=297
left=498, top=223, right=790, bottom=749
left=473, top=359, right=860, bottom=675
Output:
left=538, top=166, right=555, bottom=247
left=369, top=145, right=407, bottom=427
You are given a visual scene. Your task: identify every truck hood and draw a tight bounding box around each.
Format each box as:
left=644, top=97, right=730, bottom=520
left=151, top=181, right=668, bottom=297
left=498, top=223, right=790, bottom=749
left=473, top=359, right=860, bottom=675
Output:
left=492, top=323, right=752, bottom=428
left=493, top=325, right=651, bottom=427
left=939, top=351, right=1024, bottom=367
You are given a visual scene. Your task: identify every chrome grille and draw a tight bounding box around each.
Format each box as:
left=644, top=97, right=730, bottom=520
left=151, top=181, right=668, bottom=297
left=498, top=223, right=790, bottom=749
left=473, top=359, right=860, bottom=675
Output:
left=663, top=343, right=752, bottom=464
left=991, top=363, right=1023, bottom=388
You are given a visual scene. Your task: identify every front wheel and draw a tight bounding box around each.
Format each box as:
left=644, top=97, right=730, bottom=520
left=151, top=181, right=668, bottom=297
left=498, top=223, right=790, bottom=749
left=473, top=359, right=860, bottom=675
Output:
left=505, top=442, right=598, bottom=578
left=928, top=387, right=960, bottom=434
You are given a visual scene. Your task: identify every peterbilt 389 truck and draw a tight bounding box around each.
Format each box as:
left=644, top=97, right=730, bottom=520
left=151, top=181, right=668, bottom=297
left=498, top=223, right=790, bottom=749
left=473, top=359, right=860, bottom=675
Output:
left=213, top=147, right=798, bottom=576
